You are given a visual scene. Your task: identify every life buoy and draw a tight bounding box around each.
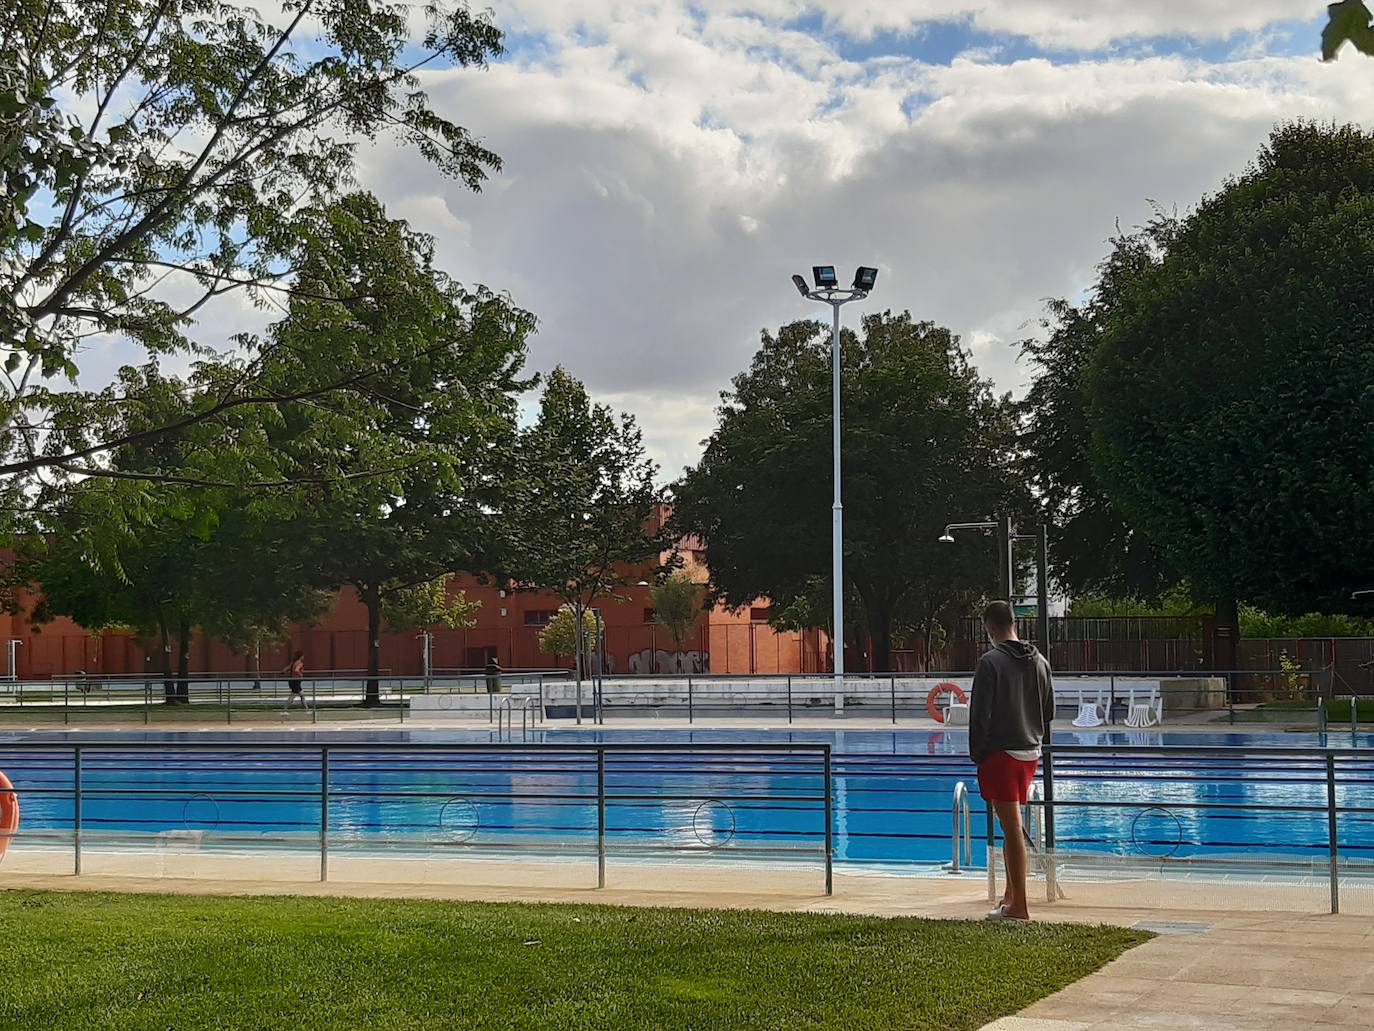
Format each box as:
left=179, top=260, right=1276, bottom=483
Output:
left=0, top=771, right=17, bottom=860
left=926, top=682, right=967, bottom=723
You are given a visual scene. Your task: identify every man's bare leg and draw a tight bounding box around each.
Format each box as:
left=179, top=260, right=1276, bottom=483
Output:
left=992, top=799, right=1030, bottom=920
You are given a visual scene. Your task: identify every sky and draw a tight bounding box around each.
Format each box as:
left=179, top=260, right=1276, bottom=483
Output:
left=85, top=3, right=1374, bottom=480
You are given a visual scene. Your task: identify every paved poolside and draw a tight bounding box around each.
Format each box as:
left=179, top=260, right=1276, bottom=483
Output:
left=2, top=857, right=1371, bottom=1029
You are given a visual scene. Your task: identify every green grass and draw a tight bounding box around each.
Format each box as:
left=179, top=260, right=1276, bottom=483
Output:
left=0, top=891, right=1146, bottom=1030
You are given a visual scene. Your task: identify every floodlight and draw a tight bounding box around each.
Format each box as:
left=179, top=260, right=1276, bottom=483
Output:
left=938, top=533, right=956, bottom=544
left=791, top=274, right=809, bottom=297
left=853, top=266, right=879, bottom=291
left=812, top=265, right=838, bottom=288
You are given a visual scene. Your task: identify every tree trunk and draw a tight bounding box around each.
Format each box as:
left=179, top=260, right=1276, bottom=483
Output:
left=158, top=617, right=176, bottom=703
left=870, top=606, right=894, bottom=675
left=363, top=581, right=382, bottom=706
left=176, top=618, right=192, bottom=703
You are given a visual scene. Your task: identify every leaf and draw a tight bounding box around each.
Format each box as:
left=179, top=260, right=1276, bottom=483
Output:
left=1322, top=0, right=1374, bottom=60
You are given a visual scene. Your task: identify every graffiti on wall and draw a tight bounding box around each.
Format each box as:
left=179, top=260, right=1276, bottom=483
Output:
left=604, top=649, right=709, bottom=674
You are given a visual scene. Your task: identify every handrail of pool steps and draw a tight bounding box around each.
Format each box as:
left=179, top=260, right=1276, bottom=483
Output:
left=0, top=741, right=835, bottom=895
left=948, top=780, right=972, bottom=873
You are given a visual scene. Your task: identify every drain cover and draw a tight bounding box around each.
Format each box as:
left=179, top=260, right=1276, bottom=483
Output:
left=1131, top=920, right=1211, bottom=935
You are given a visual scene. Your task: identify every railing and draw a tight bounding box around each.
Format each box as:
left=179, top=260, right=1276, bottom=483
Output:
left=0, top=740, right=833, bottom=895
left=949, top=780, right=972, bottom=874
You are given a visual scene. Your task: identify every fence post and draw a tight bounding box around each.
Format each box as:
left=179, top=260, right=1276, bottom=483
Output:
left=320, top=747, right=329, bottom=883
left=144, top=680, right=150, bottom=726
left=400, top=678, right=405, bottom=724
left=890, top=674, right=897, bottom=725
left=823, top=746, right=833, bottom=897
left=687, top=676, right=694, bottom=724
left=226, top=678, right=232, bottom=725
left=596, top=748, right=606, bottom=889
left=1042, top=747, right=1057, bottom=902
left=787, top=675, right=793, bottom=725
left=1108, top=674, right=1115, bottom=724
left=1327, top=752, right=1340, bottom=914
left=73, top=745, right=82, bottom=875
left=985, top=805, right=996, bottom=904
left=63, top=678, right=69, bottom=725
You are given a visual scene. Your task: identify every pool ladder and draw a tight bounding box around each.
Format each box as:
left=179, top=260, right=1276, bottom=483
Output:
left=948, top=781, right=1064, bottom=902
left=496, top=696, right=535, bottom=742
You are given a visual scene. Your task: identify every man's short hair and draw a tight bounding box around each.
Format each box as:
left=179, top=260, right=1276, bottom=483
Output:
left=983, top=600, right=1015, bottom=631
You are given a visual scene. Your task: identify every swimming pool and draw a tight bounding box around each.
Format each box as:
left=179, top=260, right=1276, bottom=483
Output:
left=2, top=728, right=1372, bottom=868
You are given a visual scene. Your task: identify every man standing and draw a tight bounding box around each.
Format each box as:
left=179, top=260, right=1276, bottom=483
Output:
left=970, top=600, right=1055, bottom=921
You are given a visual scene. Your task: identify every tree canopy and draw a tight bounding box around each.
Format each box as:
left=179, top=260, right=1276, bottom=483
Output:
left=672, top=311, right=1018, bottom=672
left=1086, top=122, right=1374, bottom=617
left=1, top=0, right=506, bottom=483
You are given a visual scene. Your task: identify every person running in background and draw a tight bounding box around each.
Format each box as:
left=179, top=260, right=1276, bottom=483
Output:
left=970, top=600, right=1055, bottom=922
left=282, top=650, right=308, bottom=712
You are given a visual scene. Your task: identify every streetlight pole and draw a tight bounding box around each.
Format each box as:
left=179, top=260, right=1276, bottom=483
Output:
left=940, top=519, right=1052, bottom=650
left=792, top=266, right=878, bottom=705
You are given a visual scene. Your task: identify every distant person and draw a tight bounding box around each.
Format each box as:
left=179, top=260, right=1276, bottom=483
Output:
left=485, top=657, right=502, bottom=694
left=970, top=600, right=1055, bottom=922
left=282, top=651, right=308, bottom=711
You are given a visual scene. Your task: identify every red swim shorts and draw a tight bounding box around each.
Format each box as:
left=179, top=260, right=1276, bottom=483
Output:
left=976, top=751, right=1039, bottom=804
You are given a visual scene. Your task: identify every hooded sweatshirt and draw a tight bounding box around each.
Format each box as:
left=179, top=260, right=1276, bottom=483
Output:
left=968, top=638, right=1055, bottom=765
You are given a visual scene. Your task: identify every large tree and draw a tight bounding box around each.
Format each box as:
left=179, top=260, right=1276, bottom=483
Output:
left=1018, top=220, right=1182, bottom=602
left=672, top=311, right=1017, bottom=673
left=267, top=193, right=533, bottom=703
left=502, top=368, right=666, bottom=689
left=1, top=0, right=505, bottom=482
left=1086, top=122, right=1374, bottom=621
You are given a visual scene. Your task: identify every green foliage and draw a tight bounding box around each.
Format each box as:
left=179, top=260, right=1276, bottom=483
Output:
left=382, top=575, right=481, bottom=633
left=1086, top=123, right=1374, bottom=617
left=1238, top=605, right=1374, bottom=638
left=651, top=571, right=705, bottom=647
left=536, top=607, right=599, bottom=665
left=0, top=892, right=1148, bottom=1031
left=1, top=0, right=507, bottom=479
left=502, top=367, right=666, bottom=616
left=672, top=311, right=1019, bottom=671
left=1323, top=1, right=1374, bottom=60
left=1067, top=589, right=1210, bottom=618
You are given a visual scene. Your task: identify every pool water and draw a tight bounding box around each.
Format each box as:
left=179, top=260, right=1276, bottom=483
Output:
left=2, top=728, right=1372, bottom=867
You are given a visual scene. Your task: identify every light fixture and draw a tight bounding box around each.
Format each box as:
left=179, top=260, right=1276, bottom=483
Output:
left=938, top=533, right=955, bottom=544
left=812, top=265, right=838, bottom=288
left=853, top=266, right=878, bottom=291
left=791, top=274, right=809, bottom=297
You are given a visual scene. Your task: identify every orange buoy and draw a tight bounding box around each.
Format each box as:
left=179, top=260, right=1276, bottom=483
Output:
left=926, top=682, right=968, bottom=723
left=0, top=770, right=16, bottom=861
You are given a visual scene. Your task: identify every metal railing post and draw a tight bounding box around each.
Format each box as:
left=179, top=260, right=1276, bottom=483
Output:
left=596, top=748, right=606, bottom=889
left=73, top=746, right=82, bottom=875
left=1043, top=748, right=1057, bottom=901
left=320, top=747, right=329, bottom=882
left=985, top=806, right=996, bottom=903
left=312, top=679, right=318, bottom=724
left=687, top=676, right=694, bottom=724
left=823, top=745, right=833, bottom=896
left=538, top=676, right=545, bottom=723
left=64, top=678, right=69, bottom=725
left=144, top=680, right=150, bottom=725
left=787, top=675, right=793, bottom=724
left=1327, top=752, right=1340, bottom=914
left=890, top=674, right=897, bottom=725
left=226, top=678, right=232, bottom=725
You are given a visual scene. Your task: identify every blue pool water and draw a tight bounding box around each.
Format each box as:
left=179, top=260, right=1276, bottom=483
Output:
left=3, top=728, right=1373, bottom=866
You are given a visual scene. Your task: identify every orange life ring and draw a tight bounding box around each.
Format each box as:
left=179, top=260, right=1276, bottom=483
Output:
left=926, top=682, right=967, bottom=723
left=0, top=771, right=17, bottom=860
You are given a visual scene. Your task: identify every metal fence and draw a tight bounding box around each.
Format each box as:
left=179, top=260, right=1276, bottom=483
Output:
left=0, top=740, right=834, bottom=893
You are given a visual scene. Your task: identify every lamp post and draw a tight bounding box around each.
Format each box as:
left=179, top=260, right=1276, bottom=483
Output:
left=792, top=265, right=879, bottom=703
left=940, top=519, right=1051, bottom=654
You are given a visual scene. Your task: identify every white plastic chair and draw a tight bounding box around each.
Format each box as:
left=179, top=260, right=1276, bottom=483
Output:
left=1071, top=702, right=1105, bottom=728
left=1123, top=681, right=1163, bottom=728
left=945, top=701, right=970, bottom=725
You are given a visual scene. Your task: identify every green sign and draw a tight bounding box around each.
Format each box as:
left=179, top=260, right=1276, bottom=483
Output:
left=1013, top=604, right=1037, bottom=619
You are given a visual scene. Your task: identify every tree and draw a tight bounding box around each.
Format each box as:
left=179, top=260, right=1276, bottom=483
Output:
left=652, top=571, right=705, bottom=651
left=1323, top=1, right=1374, bottom=59
left=502, top=368, right=667, bottom=697
left=1, top=0, right=506, bottom=480
left=267, top=193, right=533, bottom=704
left=672, top=311, right=1018, bottom=672
left=1018, top=222, right=1183, bottom=602
left=381, top=575, right=481, bottom=633
left=536, top=607, right=599, bottom=669
left=1086, top=122, right=1374, bottom=621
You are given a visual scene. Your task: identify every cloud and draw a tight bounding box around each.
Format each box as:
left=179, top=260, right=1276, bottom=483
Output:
left=349, top=5, right=1369, bottom=478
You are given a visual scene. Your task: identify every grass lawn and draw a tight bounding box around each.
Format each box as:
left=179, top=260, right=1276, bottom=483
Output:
left=0, top=891, right=1146, bottom=1031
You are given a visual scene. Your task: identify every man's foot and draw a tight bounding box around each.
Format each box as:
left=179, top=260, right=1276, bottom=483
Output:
left=985, top=907, right=1030, bottom=922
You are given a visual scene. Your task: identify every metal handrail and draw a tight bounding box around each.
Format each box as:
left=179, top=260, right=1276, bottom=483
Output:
left=949, top=781, right=971, bottom=873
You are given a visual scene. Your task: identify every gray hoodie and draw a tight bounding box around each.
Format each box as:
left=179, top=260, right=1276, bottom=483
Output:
left=968, top=638, right=1055, bottom=765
